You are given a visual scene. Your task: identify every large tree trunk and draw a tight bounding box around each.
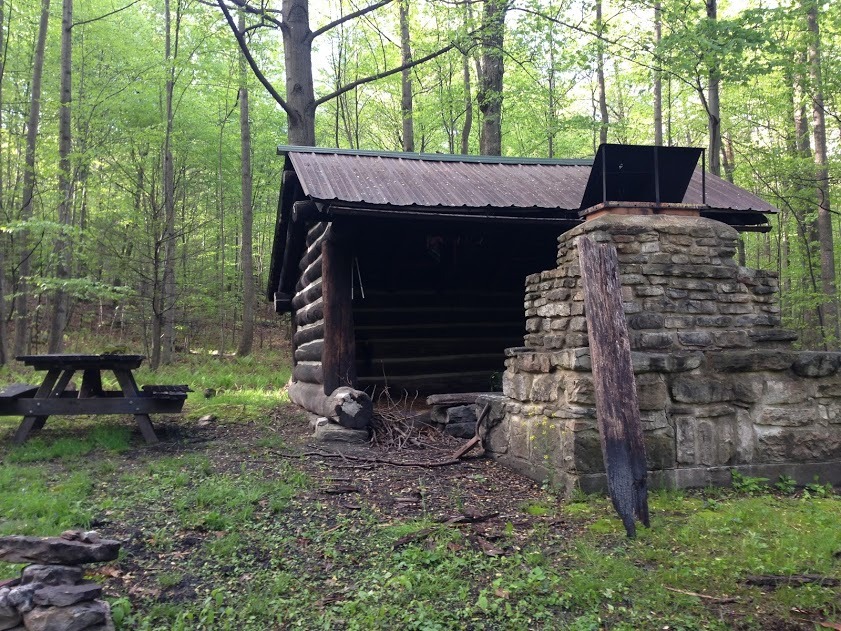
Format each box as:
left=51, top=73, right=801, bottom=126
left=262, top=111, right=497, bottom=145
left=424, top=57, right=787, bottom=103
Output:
left=0, top=0, right=8, bottom=364
left=48, top=0, right=73, bottom=353
left=653, top=0, right=663, bottom=146
left=805, top=0, right=838, bottom=345
left=595, top=0, right=608, bottom=146
left=236, top=10, right=255, bottom=357
left=282, top=0, right=316, bottom=146
left=399, top=0, right=414, bottom=152
left=706, top=0, right=721, bottom=176
left=478, top=0, right=506, bottom=156
left=14, top=0, right=50, bottom=356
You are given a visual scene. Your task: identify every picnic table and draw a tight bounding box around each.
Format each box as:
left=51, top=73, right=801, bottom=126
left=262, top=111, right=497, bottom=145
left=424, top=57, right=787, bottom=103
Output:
left=0, top=354, right=189, bottom=445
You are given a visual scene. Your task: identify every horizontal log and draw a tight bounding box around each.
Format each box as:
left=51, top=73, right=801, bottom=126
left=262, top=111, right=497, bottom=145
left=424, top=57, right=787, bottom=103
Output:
left=354, top=321, right=522, bottom=339
left=356, top=336, right=516, bottom=357
left=426, top=392, right=487, bottom=406
left=353, top=306, right=521, bottom=327
left=296, top=298, right=324, bottom=326
left=291, top=279, right=322, bottom=311
left=306, top=221, right=329, bottom=247
left=294, top=340, right=323, bottom=362
left=299, top=229, right=328, bottom=272
left=297, top=253, right=323, bottom=290
left=358, top=371, right=496, bottom=395
left=288, top=381, right=372, bottom=429
left=292, top=361, right=323, bottom=385
left=356, top=353, right=503, bottom=377
left=293, top=321, right=324, bottom=347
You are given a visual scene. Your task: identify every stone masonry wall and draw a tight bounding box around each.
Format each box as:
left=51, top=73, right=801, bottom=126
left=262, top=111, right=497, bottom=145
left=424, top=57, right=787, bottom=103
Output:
left=483, top=214, right=841, bottom=495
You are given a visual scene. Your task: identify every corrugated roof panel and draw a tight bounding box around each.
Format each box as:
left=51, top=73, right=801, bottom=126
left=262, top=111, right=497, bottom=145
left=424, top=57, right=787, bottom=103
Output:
left=287, top=150, right=776, bottom=214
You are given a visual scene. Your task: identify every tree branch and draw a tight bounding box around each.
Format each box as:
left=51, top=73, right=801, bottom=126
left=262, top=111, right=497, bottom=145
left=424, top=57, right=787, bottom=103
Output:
left=204, top=0, right=283, bottom=29
left=315, top=41, right=458, bottom=107
left=72, top=0, right=142, bottom=28
left=312, top=0, right=395, bottom=40
left=216, top=0, right=291, bottom=115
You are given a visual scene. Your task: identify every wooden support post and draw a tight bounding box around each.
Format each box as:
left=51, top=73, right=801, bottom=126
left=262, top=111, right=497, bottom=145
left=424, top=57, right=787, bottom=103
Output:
left=578, top=236, right=649, bottom=537
left=322, top=227, right=357, bottom=394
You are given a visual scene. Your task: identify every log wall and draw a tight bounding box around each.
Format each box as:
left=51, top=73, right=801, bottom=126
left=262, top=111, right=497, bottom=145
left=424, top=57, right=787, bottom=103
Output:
left=290, top=221, right=329, bottom=386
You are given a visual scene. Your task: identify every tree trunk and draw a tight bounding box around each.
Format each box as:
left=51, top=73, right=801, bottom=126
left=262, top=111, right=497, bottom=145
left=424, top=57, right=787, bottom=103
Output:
left=48, top=0, right=73, bottom=353
left=236, top=10, right=255, bottom=357
left=399, top=0, right=414, bottom=152
left=805, top=0, right=838, bottom=345
left=0, top=0, right=8, bottom=364
left=460, top=51, right=473, bottom=154
left=595, top=0, right=608, bottom=146
left=792, top=63, right=822, bottom=347
left=161, top=0, right=178, bottom=365
left=460, top=1, right=476, bottom=155
left=14, top=0, right=50, bottom=356
left=706, top=0, right=721, bottom=176
left=478, top=0, right=506, bottom=156
left=282, top=0, right=316, bottom=146
left=653, top=0, right=663, bottom=146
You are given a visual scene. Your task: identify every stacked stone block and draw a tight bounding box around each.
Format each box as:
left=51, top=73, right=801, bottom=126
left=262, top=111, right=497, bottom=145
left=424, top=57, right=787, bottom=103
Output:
left=523, top=215, right=794, bottom=352
left=485, top=214, right=841, bottom=494
left=0, top=531, right=119, bottom=631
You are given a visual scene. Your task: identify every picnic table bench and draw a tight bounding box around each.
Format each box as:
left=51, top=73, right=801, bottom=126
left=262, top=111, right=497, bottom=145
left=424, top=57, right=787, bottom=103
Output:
left=0, top=354, right=190, bottom=445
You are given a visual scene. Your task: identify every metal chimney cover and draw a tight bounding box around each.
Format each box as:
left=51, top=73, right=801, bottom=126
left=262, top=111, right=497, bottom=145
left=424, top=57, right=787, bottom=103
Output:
left=579, top=144, right=704, bottom=210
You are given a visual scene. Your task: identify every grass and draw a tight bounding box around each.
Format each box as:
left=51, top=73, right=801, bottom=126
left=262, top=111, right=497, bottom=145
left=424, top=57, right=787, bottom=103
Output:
left=1, top=349, right=839, bottom=628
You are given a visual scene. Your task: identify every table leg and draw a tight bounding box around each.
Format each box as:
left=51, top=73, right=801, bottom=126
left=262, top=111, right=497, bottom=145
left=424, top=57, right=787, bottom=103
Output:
left=13, top=369, right=62, bottom=444
left=113, top=369, right=159, bottom=444
left=79, top=370, right=102, bottom=397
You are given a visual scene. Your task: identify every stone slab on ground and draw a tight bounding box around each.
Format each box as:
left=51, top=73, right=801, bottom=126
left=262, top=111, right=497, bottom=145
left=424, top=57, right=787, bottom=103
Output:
left=0, top=536, right=120, bottom=565
left=313, top=418, right=369, bottom=444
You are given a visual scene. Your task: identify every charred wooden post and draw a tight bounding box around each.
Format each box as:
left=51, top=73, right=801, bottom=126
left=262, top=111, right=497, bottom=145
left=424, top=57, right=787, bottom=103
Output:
left=578, top=236, right=650, bottom=537
left=321, top=225, right=357, bottom=394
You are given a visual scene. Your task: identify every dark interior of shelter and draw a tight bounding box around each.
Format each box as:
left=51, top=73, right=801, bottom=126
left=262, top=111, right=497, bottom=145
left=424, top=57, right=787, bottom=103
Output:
left=349, top=217, right=559, bottom=394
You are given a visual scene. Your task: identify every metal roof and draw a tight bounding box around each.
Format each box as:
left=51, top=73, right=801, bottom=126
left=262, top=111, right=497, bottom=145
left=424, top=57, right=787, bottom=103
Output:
left=279, top=146, right=777, bottom=214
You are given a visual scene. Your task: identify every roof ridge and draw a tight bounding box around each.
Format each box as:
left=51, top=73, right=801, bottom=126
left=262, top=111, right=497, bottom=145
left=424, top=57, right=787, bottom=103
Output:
left=277, top=145, right=594, bottom=166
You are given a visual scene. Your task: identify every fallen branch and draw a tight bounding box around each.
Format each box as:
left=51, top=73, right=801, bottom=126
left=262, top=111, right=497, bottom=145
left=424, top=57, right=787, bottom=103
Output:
left=270, top=449, right=464, bottom=469
left=664, top=586, right=739, bottom=603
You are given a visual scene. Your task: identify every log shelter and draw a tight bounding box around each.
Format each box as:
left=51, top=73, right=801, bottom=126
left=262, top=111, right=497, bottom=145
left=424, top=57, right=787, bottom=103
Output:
left=268, top=146, right=775, bottom=422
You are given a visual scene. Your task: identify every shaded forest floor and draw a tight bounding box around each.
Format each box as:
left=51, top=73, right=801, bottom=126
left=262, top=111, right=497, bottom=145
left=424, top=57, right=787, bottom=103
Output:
left=1, top=357, right=840, bottom=629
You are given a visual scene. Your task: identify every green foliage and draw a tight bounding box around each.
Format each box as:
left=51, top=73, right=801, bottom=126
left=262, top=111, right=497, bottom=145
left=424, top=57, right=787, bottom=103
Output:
left=730, top=470, right=770, bottom=495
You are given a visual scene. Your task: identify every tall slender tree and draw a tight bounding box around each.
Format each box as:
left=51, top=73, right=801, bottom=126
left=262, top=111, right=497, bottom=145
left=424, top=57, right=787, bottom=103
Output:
left=48, top=0, right=74, bottom=352
left=236, top=9, right=255, bottom=356
left=14, top=0, right=50, bottom=355
left=804, top=0, right=838, bottom=344
left=398, top=0, right=414, bottom=152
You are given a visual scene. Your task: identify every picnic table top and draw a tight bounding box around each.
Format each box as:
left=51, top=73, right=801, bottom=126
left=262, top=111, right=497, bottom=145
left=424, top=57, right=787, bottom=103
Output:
left=16, top=354, right=146, bottom=370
